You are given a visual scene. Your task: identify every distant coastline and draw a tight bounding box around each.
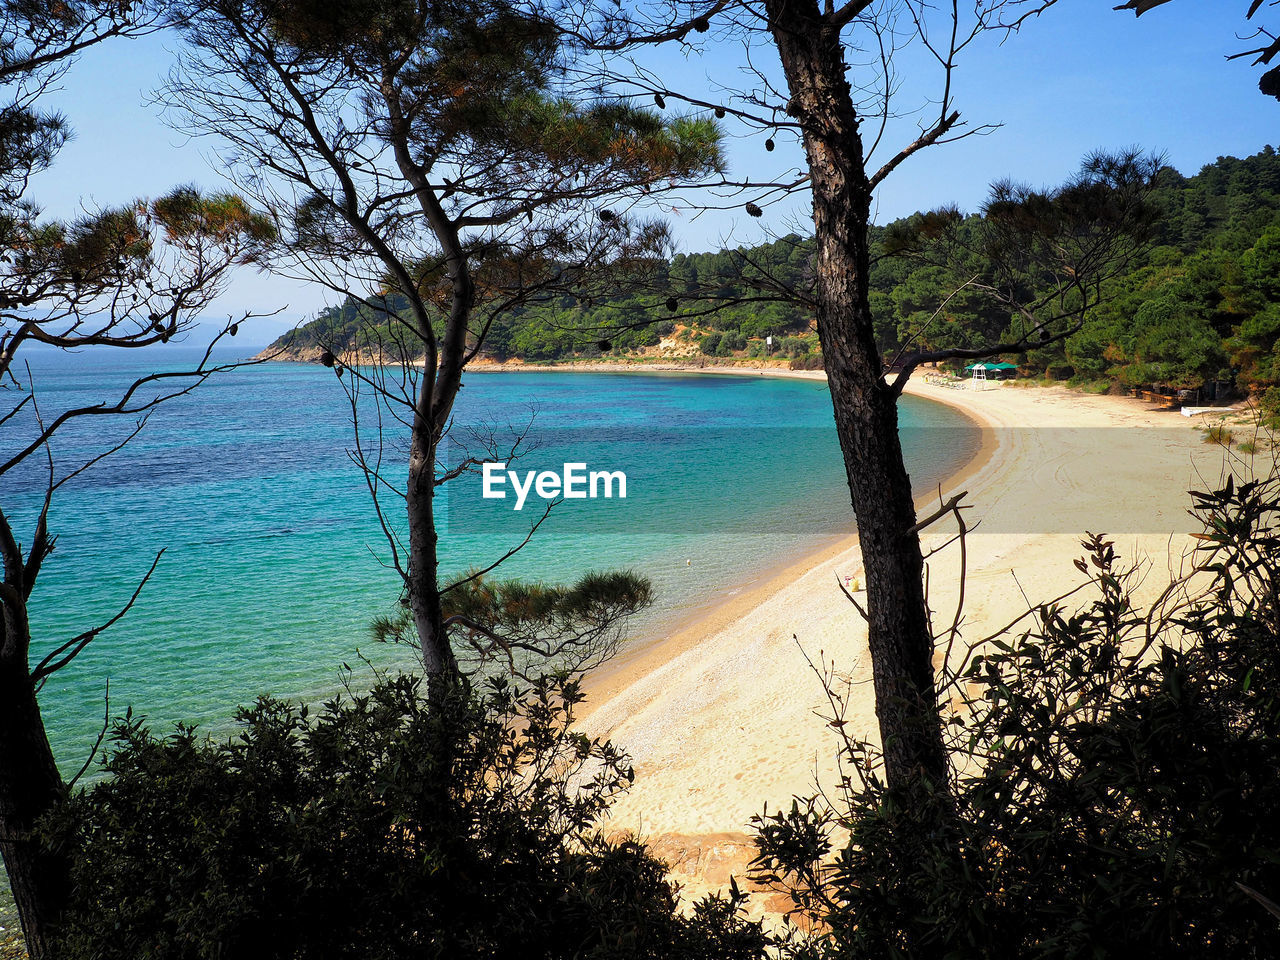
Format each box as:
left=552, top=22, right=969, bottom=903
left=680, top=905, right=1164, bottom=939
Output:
left=465, top=359, right=839, bottom=382
left=255, top=344, right=818, bottom=377
left=257, top=351, right=1252, bottom=417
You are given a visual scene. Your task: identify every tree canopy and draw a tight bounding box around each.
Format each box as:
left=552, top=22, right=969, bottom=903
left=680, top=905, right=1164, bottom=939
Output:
left=270, top=146, right=1280, bottom=399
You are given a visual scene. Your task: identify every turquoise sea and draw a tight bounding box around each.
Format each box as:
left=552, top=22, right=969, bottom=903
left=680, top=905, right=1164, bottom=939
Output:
left=6, top=348, right=979, bottom=772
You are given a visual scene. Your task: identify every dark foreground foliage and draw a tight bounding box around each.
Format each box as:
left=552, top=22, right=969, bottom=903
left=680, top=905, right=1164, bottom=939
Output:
left=755, top=469, right=1280, bottom=959
left=46, top=673, right=766, bottom=960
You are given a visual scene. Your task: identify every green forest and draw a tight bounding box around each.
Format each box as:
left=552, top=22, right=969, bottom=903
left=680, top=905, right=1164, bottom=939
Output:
left=273, top=146, right=1280, bottom=401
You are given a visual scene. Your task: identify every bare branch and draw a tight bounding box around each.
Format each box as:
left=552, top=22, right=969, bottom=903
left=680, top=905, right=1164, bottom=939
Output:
left=66, top=680, right=111, bottom=791
left=439, top=502, right=556, bottom=595
left=31, top=551, right=164, bottom=685
left=868, top=111, right=959, bottom=191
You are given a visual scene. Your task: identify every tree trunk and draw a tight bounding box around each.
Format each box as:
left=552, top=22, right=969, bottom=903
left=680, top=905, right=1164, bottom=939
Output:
left=765, top=1, right=950, bottom=797
left=407, top=394, right=455, bottom=681
left=0, top=655, right=68, bottom=960
left=382, top=79, right=473, bottom=687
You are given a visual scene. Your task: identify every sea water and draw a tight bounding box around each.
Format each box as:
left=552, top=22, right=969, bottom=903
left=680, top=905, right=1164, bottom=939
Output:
left=0, top=346, right=979, bottom=930
left=4, top=348, right=978, bottom=769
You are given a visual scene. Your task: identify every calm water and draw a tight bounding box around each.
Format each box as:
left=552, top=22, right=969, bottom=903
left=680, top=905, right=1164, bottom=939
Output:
left=5, top=349, right=978, bottom=769
left=0, top=347, right=978, bottom=930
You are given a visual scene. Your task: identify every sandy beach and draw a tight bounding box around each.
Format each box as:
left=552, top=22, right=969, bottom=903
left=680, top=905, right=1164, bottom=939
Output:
left=576, top=374, right=1244, bottom=907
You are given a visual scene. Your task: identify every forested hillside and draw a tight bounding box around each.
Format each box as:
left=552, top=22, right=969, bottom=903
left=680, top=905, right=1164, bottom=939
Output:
left=268, top=147, right=1280, bottom=399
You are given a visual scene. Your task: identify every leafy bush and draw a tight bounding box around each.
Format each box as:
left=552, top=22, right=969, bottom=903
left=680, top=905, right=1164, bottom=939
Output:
left=777, top=336, right=809, bottom=358
left=48, top=673, right=767, bottom=960
left=754, top=471, right=1280, bottom=959
left=698, top=331, right=748, bottom=356
left=1262, top=386, right=1280, bottom=428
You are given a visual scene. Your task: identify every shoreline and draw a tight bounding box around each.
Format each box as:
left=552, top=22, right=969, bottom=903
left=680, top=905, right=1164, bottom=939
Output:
left=453, top=358, right=995, bottom=716
left=465, top=359, right=822, bottom=379
left=571, top=374, right=1226, bottom=909
left=583, top=375, right=995, bottom=716
left=262, top=350, right=827, bottom=380
left=465, top=359, right=991, bottom=710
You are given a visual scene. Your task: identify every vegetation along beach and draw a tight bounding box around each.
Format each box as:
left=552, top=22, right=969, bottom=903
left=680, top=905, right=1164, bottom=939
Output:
left=3, top=1, right=1280, bottom=958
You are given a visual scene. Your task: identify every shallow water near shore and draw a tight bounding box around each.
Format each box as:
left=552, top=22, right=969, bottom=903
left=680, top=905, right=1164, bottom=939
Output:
left=5, top=348, right=977, bottom=774
left=0, top=348, right=978, bottom=928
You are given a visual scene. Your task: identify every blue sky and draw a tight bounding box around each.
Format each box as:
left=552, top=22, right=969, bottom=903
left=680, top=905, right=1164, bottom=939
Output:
left=31, top=2, right=1272, bottom=344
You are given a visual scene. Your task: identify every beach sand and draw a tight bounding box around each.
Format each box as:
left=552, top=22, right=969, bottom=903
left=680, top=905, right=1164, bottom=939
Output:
left=576, top=375, right=1245, bottom=911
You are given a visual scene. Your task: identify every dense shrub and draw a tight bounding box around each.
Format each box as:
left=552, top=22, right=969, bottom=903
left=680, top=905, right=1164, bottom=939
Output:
left=48, top=674, right=767, bottom=960
left=699, top=331, right=748, bottom=356
left=1262, top=386, right=1280, bottom=427
left=776, top=336, right=809, bottom=358
left=754, top=471, right=1280, bottom=959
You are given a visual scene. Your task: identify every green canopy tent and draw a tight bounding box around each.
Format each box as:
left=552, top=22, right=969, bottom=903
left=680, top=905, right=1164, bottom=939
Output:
left=964, top=361, right=1018, bottom=381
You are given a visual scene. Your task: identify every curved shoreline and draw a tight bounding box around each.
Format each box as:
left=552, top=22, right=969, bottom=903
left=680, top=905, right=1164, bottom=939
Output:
left=454, top=361, right=995, bottom=716
left=582, top=373, right=996, bottom=717
left=571, top=373, right=1221, bottom=910
left=457, top=361, right=991, bottom=711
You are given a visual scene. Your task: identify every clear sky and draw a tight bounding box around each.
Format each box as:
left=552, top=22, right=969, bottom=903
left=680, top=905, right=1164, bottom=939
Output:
left=30, top=2, right=1272, bottom=344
